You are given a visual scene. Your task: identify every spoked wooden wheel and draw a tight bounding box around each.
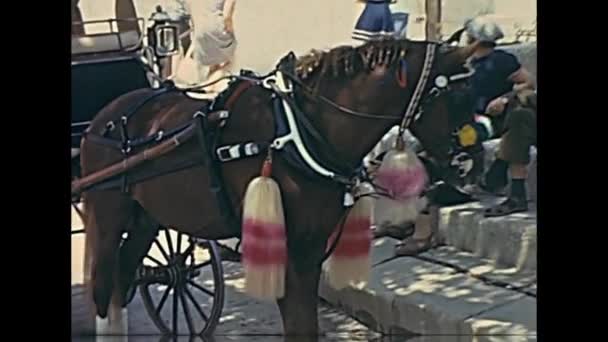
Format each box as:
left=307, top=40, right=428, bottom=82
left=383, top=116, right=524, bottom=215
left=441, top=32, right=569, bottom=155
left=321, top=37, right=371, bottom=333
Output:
left=138, top=228, right=225, bottom=336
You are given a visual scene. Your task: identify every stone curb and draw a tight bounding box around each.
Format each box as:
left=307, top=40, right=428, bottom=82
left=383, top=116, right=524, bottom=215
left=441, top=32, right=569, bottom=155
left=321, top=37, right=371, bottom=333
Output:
left=436, top=200, right=537, bottom=272
left=319, top=238, right=536, bottom=341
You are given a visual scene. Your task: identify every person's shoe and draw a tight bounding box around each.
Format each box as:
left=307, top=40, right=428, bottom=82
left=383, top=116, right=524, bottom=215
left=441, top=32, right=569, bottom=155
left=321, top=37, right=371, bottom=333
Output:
left=373, top=223, right=415, bottom=240
left=484, top=197, right=528, bottom=217
left=394, top=233, right=436, bottom=256
left=426, top=182, right=475, bottom=206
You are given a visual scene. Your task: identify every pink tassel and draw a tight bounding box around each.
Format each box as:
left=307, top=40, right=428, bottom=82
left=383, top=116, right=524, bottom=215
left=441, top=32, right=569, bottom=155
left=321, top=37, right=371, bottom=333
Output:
left=324, top=183, right=374, bottom=290
left=374, top=146, right=428, bottom=201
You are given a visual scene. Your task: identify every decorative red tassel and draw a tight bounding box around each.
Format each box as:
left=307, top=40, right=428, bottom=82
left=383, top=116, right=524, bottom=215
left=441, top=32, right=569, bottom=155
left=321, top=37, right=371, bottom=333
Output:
left=324, top=183, right=374, bottom=290
left=241, top=158, right=287, bottom=300
left=373, top=141, right=428, bottom=225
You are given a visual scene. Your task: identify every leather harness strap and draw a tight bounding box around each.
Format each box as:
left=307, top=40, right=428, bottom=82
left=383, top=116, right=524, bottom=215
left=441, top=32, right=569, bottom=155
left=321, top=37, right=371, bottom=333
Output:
left=224, top=81, right=255, bottom=110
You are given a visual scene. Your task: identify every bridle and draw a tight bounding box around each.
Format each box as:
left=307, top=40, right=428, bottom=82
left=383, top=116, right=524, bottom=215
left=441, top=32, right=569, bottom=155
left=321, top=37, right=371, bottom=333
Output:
left=277, top=42, right=475, bottom=132
left=174, top=41, right=474, bottom=193
left=252, top=41, right=476, bottom=203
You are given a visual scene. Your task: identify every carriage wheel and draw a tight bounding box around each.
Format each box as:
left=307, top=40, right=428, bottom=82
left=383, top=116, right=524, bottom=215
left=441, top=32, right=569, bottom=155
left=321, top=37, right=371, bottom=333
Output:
left=138, top=228, right=225, bottom=336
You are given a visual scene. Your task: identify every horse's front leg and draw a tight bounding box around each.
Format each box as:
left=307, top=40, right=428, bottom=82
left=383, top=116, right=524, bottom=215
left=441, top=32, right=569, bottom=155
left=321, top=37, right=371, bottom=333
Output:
left=277, top=239, right=325, bottom=341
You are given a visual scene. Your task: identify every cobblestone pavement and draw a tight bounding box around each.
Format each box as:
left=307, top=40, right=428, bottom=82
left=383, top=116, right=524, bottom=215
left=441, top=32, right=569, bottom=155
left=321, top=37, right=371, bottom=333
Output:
left=72, top=262, right=383, bottom=342
left=72, top=205, right=383, bottom=341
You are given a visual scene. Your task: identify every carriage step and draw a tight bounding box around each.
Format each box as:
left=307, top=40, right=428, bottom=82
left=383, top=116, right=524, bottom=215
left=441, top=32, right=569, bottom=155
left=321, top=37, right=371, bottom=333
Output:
left=319, top=239, right=536, bottom=338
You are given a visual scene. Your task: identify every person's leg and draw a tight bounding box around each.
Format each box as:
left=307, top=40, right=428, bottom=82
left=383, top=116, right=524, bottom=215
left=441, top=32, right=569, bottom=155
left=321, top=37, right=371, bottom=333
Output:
left=482, top=158, right=509, bottom=194
left=207, top=61, right=231, bottom=79
left=205, top=61, right=232, bottom=93
left=485, top=107, right=536, bottom=217
left=395, top=205, right=438, bottom=256
left=208, top=63, right=223, bottom=76
left=508, top=163, right=528, bottom=200
left=451, top=114, right=494, bottom=189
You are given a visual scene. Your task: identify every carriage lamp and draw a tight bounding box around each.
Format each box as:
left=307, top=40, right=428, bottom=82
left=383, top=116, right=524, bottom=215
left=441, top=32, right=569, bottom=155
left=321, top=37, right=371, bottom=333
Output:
left=148, top=5, right=179, bottom=57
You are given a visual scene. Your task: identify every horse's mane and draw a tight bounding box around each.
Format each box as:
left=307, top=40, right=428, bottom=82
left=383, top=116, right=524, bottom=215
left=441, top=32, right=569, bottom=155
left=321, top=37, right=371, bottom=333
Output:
left=294, top=38, right=409, bottom=82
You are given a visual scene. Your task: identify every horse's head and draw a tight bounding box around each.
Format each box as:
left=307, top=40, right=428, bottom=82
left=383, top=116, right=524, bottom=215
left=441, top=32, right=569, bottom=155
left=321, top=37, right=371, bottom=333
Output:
left=285, top=38, right=478, bottom=175
left=408, top=42, right=479, bottom=172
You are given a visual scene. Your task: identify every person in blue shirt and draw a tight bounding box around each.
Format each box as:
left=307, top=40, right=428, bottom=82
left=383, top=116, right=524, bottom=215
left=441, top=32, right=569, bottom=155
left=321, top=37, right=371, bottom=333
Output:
left=462, top=16, right=536, bottom=216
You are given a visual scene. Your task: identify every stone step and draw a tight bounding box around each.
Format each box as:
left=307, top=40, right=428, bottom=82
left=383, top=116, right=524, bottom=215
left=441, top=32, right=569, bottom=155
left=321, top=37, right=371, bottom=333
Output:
left=319, top=238, right=537, bottom=341
left=436, top=198, right=537, bottom=272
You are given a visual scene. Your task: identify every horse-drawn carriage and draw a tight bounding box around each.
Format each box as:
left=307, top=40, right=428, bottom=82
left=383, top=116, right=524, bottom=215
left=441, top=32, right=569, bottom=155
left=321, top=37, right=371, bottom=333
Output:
left=72, top=2, right=483, bottom=338
left=71, top=1, right=181, bottom=169
left=71, top=0, right=227, bottom=336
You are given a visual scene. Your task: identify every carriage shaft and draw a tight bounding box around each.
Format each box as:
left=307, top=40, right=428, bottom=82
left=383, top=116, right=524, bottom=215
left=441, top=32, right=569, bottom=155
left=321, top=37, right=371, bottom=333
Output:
left=71, top=124, right=196, bottom=196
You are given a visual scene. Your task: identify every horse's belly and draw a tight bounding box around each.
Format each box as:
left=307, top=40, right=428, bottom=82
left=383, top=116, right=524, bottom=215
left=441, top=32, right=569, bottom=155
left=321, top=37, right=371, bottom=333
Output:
left=132, top=166, right=241, bottom=240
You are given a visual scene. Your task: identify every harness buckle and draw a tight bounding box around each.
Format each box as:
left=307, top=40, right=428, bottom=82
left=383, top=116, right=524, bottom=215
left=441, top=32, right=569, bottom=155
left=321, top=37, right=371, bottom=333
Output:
left=343, top=192, right=354, bottom=207
left=193, top=111, right=206, bottom=119
left=429, top=87, right=441, bottom=97
left=216, top=145, right=235, bottom=162
left=218, top=110, right=230, bottom=120
left=216, top=142, right=262, bottom=162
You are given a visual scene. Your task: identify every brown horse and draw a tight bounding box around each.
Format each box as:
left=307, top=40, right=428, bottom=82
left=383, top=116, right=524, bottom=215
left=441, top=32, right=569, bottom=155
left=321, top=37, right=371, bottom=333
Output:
left=79, top=38, right=477, bottom=339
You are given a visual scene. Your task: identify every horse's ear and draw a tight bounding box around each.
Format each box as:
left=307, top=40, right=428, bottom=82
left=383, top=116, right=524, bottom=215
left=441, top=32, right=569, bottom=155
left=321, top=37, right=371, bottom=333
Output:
left=444, top=27, right=465, bottom=45
left=444, top=41, right=480, bottom=67
left=276, top=51, right=297, bottom=72
left=458, top=41, right=480, bottom=59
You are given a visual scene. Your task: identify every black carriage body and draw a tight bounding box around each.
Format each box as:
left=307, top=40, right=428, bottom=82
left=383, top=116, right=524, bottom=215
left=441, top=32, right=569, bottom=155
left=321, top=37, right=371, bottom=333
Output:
left=71, top=55, right=151, bottom=148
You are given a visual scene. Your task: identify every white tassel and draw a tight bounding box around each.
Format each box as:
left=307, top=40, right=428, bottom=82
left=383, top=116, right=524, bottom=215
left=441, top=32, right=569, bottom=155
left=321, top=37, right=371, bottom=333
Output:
left=241, top=159, right=287, bottom=300
left=324, top=183, right=374, bottom=290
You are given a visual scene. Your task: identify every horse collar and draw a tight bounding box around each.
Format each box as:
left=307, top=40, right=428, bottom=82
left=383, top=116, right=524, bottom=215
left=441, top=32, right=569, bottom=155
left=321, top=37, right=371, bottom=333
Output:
left=263, top=72, right=353, bottom=184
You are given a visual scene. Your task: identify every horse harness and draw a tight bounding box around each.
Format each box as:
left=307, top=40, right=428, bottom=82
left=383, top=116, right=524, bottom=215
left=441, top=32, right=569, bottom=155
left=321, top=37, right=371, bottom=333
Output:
left=79, top=43, right=474, bottom=257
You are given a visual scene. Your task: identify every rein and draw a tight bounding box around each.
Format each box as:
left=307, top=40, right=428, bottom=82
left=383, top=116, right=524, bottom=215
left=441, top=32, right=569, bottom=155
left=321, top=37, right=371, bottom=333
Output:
left=261, top=42, right=441, bottom=189
left=279, top=70, right=402, bottom=120
left=177, top=75, right=237, bottom=92
left=321, top=206, right=352, bottom=263
left=278, top=43, right=439, bottom=126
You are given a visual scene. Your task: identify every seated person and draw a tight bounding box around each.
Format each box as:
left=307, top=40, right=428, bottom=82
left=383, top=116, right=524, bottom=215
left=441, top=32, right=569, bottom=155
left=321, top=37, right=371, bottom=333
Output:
left=373, top=16, right=536, bottom=254
left=461, top=16, right=536, bottom=216
left=483, top=89, right=537, bottom=216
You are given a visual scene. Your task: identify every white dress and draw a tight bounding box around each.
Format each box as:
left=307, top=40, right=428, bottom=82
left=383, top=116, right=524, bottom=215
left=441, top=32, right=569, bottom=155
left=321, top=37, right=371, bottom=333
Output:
left=190, top=0, right=237, bottom=66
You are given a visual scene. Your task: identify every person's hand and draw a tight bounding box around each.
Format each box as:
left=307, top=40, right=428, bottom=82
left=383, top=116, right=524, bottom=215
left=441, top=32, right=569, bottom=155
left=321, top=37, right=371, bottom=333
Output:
left=485, top=97, right=508, bottom=115
left=224, top=17, right=234, bottom=34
